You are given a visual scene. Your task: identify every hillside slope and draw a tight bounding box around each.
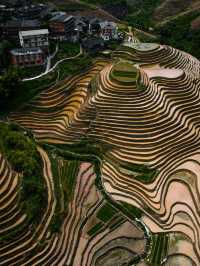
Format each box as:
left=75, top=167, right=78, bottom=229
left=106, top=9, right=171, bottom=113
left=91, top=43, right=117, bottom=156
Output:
left=153, top=0, right=200, bottom=22
left=80, top=0, right=200, bottom=57
left=9, top=41, right=200, bottom=265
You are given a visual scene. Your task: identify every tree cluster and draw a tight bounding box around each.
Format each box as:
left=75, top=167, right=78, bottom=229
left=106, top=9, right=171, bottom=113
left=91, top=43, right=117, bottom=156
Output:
left=0, top=122, right=47, bottom=226
left=0, top=67, right=23, bottom=109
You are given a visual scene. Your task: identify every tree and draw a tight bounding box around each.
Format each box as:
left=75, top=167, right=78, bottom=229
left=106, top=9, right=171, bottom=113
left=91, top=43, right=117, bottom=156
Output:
left=0, top=66, right=22, bottom=107
left=0, top=40, right=13, bottom=68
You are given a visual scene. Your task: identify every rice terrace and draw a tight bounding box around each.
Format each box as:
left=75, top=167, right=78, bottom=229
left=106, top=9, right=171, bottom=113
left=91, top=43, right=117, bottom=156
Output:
left=0, top=2, right=200, bottom=265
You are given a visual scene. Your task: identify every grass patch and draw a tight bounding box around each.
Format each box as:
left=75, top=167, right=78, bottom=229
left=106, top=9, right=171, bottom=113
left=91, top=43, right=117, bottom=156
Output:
left=52, top=42, right=80, bottom=64
left=113, top=61, right=137, bottom=73
left=57, top=54, right=92, bottom=81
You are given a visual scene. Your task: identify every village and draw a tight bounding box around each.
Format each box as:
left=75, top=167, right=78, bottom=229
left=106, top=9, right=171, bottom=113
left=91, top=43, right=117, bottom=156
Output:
left=0, top=0, right=128, bottom=78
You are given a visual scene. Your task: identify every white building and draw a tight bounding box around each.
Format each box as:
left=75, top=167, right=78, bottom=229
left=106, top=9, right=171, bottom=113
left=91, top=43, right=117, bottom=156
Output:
left=19, top=29, right=49, bottom=51
left=99, top=21, right=118, bottom=41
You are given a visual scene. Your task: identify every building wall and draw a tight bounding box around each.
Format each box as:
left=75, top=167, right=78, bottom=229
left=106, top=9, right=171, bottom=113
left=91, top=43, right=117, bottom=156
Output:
left=49, top=18, right=75, bottom=40
left=50, top=22, right=65, bottom=34
left=11, top=53, right=44, bottom=67
left=21, top=34, right=49, bottom=50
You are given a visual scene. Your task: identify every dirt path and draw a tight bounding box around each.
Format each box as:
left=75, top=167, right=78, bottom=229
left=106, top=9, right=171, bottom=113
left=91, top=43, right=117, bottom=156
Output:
left=156, top=3, right=200, bottom=27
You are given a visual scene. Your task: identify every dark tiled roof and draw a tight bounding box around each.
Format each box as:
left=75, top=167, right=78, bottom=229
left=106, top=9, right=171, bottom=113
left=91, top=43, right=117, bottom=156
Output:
left=50, top=14, right=74, bottom=23
left=3, top=19, right=41, bottom=28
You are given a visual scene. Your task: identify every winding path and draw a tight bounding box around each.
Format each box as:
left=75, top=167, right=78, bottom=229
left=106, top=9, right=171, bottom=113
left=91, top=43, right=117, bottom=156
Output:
left=23, top=45, right=83, bottom=82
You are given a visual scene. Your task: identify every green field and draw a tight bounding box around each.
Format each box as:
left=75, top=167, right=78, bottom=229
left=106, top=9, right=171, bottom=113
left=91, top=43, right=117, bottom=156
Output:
left=96, top=203, right=117, bottom=222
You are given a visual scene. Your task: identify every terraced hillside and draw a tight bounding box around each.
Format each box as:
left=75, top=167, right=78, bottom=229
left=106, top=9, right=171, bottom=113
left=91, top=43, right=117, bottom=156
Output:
left=1, top=41, right=199, bottom=265
left=0, top=130, right=146, bottom=265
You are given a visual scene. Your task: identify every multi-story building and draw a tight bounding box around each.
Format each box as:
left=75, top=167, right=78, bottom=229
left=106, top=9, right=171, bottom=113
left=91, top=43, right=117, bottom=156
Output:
left=10, top=47, right=44, bottom=67
left=49, top=14, right=76, bottom=40
left=99, top=21, right=118, bottom=41
left=0, top=19, right=41, bottom=40
left=19, top=29, right=49, bottom=52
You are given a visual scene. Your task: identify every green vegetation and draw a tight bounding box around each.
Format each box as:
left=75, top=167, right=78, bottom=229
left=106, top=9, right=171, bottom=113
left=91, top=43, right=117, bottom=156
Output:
left=0, top=122, right=47, bottom=226
left=34, top=0, right=92, bottom=11
left=105, top=40, right=121, bottom=51
left=0, top=53, right=92, bottom=116
left=120, top=162, right=158, bottom=183
left=89, top=74, right=99, bottom=95
left=137, top=82, right=147, bottom=91
left=57, top=54, right=92, bottom=81
left=156, top=11, right=200, bottom=59
left=111, top=61, right=139, bottom=83
left=41, top=140, right=150, bottom=263
left=49, top=213, right=65, bottom=233
left=50, top=138, right=113, bottom=160
left=82, top=0, right=128, bottom=18
left=0, top=67, right=23, bottom=111
left=52, top=42, right=80, bottom=63
left=121, top=202, right=142, bottom=219
left=87, top=222, right=104, bottom=236
left=124, top=1, right=200, bottom=59
left=134, top=30, right=158, bottom=43
left=83, top=0, right=125, bottom=5
left=96, top=203, right=117, bottom=222
left=48, top=154, right=80, bottom=233
left=77, top=0, right=196, bottom=58
left=58, top=2, right=90, bottom=11
left=109, top=217, right=125, bottom=230
left=137, top=74, right=147, bottom=91
left=21, top=65, right=45, bottom=79
left=0, top=220, right=29, bottom=243
left=82, top=0, right=127, bottom=12
left=61, top=160, right=80, bottom=202
left=147, top=233, right=168, bottom=265
left=113, top=61, right=137, bottom=74
left=0, top=40, right=13, bottom=68
left=125, top=0, right=161, bottom=29
left=0, top=68, right=57, bottom=116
